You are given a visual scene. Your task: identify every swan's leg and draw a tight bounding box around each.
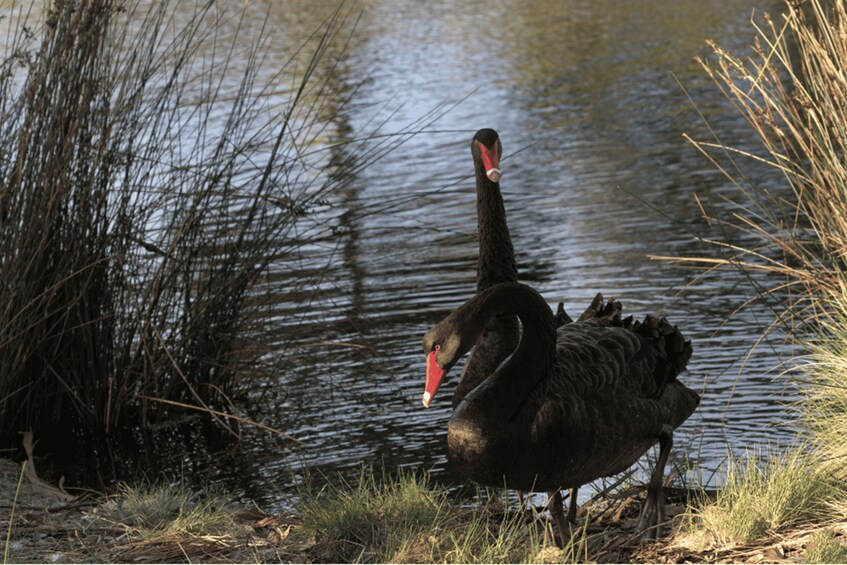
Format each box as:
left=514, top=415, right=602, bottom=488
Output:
left=637, top=424, right=673, bottom=542
left=566, top=486, right=579, bottom=523
left=547, top=489, right=570, bottom=548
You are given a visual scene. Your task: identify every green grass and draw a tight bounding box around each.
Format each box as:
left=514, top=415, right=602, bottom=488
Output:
left=117, top=481, right=234, bottom=537
left=806, top=530, right=847, bottom=564
left=680, top=447, right=843, bottom=548
left=295, top=466, right=585, bottom=563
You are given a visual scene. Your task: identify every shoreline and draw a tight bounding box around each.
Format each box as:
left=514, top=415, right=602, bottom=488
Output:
left=3, top=457, right=841, bottom=563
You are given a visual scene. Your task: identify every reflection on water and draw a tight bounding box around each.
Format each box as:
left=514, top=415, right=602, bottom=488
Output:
left=6, top=0, right=800, bottom=506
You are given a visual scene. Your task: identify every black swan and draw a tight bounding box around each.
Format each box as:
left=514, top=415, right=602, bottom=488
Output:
left=452, top=129, right=520, bottom=409
left=422, top=282, right=698, bottom=542
left=439, top=128, right=635, bottom=529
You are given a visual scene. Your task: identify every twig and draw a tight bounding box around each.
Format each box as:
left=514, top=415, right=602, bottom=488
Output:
left=3, top=460, right=25, bottom=564
left=138, top=396, right=300, bottom=444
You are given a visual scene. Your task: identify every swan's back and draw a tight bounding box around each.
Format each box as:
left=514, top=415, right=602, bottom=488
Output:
left=549, top=314, right=692, bottom=400
left=507, top=316, right=697, bottom=487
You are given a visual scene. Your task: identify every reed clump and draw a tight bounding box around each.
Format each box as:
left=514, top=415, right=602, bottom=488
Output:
left=666, top=0, right=847, bottom=346
left=0, top=0, right=399, bottom=478
left=656, top=0, right=847, bottom=548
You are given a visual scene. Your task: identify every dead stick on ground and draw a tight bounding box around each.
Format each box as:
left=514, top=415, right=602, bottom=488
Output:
left=20, top=431, right=76, bottom=503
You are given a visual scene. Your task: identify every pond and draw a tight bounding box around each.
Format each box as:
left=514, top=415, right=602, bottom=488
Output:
left=4, top=0, right=801, bottom=510
left=202, top=0, right=799, bottom=511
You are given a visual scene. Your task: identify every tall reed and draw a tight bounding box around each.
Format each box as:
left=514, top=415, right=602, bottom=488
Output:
left=658, top=0, right=847, bottom=478
left=0, top=0, right=417, bottom=479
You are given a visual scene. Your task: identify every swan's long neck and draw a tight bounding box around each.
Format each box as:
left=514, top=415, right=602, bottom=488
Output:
left=475, top=169, right=516, bottom=291
left=459, top=283, right=556, bottom=408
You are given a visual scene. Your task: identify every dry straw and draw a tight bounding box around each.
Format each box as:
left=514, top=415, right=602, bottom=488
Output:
left=659, top=0, right=847, bottom=551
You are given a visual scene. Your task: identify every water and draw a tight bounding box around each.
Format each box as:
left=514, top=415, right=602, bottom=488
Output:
left=3, top=0, right=802, bottom=508
left=218, top=0, right=800, bottom=511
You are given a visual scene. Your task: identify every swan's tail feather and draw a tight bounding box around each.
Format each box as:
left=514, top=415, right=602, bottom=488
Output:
left=598, top=298, right=622, bottom=323
left=554, top=302, right=573, bottom=326
left=556, top=293, right=622, bottom=328
left=628, top=315, right=693, bottom=392
left=577, top=293, right=605, bottom=321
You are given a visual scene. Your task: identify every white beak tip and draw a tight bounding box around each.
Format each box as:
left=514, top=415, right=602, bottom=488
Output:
left=422, top=391, right=432, bottom=408
left=486, top=168, right=502, bottom=183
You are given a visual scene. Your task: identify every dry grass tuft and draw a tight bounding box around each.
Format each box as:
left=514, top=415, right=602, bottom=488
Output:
left=654, top=0, right=847, bottom=553
left=117, top=482, right=234, bottom=536
left=805, top=528, right=847, bottom=563
left=677, top=448, right=844, bottom=549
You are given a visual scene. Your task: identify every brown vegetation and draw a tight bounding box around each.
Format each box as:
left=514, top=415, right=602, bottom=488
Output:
left=0, top=0, right=414, bottom=481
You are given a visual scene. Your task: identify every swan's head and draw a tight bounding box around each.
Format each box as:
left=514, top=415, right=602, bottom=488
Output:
left=472, top=128, right=502, bottom=183
left=421, top=311, right=478, bottom=408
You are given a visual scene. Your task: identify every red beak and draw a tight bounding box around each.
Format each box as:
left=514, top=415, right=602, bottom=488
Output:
left=479, top=144, right=501, bottom=183
left=423, top=349, right=445, bottom=408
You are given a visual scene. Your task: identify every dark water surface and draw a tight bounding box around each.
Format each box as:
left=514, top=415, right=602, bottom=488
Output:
left=227, top=0, right=800, bottom=511
left=3, top=0, right=801, bottom=509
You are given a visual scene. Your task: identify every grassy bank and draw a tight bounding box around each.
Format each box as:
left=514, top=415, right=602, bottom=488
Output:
left=1, top=462, right=590, bottom=564
left=6, top=460, right=847, bottom=564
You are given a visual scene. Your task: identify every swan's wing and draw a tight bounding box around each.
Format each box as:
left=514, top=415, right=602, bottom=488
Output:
left=552, top=322, right=643, bottom=395
left=553, top=316, right=690, bottom=398
left=529, top=319, right=693, bottom=442
left=527, top=324, right=653, bottom=450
